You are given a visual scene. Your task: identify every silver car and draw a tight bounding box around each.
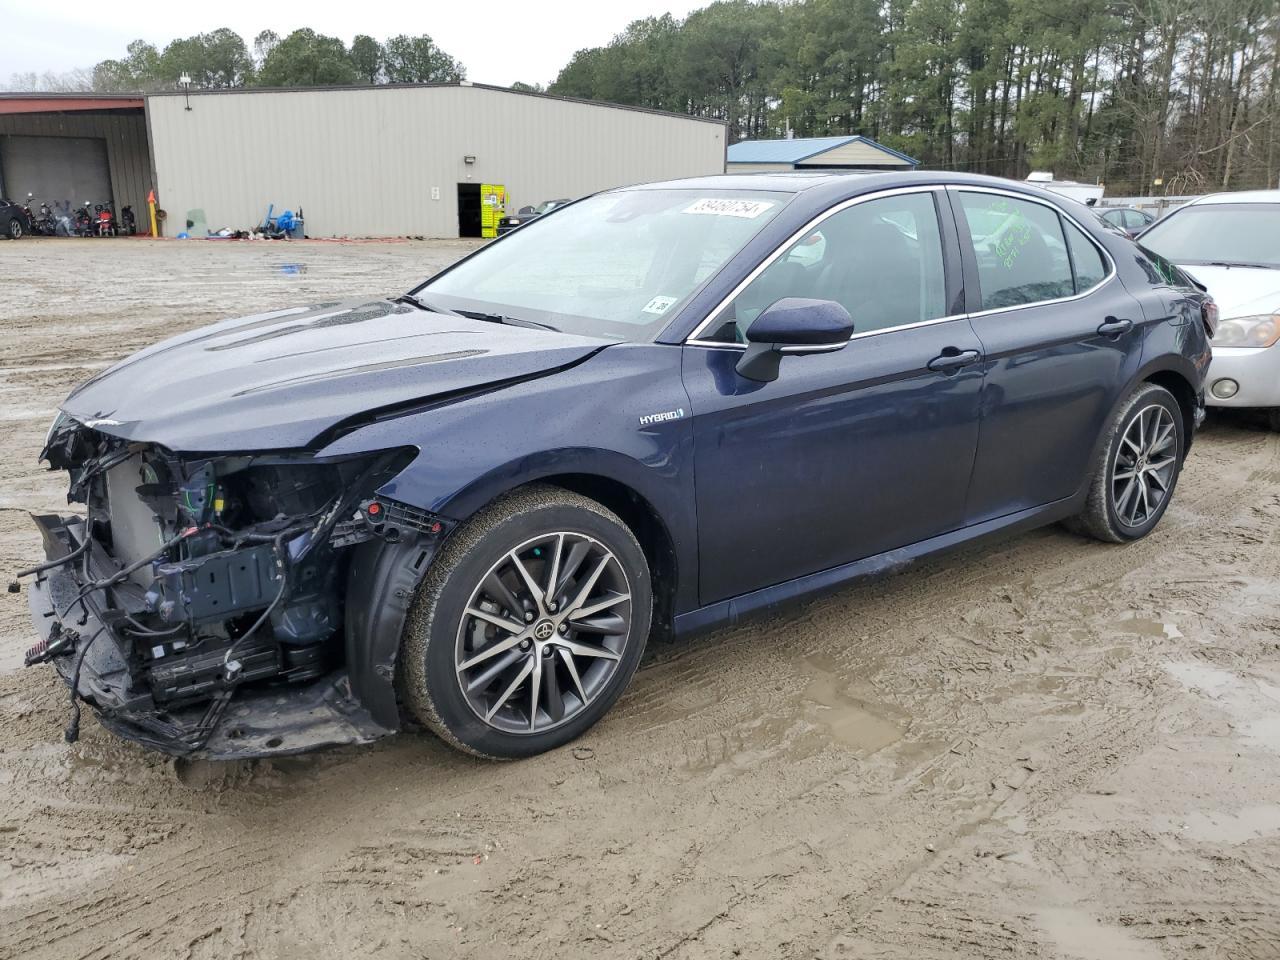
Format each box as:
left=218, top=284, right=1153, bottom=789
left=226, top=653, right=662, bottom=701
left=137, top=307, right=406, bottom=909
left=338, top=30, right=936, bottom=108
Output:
left=1139, top=190, right=1280, bottom=429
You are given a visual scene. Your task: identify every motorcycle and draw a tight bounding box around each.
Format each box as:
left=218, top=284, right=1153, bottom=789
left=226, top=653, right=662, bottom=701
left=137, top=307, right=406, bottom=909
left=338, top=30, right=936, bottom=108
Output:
left=95, top=203, right=116, bottom=237
left=119, top=205, right=137, bottom=236
left=71, top=202, right=93, bottom=237
left=27, top=195, right=55, bottom=236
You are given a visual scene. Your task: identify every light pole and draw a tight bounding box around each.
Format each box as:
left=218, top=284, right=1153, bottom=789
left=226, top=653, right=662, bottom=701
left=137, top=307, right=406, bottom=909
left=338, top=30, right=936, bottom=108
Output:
left=179, top=73, right=192, bottom=111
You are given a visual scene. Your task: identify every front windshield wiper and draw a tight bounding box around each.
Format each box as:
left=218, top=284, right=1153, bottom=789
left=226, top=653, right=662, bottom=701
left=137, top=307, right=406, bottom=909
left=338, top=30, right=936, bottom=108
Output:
left=396, top=293, right=463, bottom=316
left=454, top=308, right=560, bottom=332
left=1195, top=260, right=1280, bottom=270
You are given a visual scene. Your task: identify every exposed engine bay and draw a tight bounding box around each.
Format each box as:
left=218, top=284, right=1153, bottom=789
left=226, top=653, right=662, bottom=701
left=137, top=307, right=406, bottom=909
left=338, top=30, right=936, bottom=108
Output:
left=19, top=416, right=447, bottom=758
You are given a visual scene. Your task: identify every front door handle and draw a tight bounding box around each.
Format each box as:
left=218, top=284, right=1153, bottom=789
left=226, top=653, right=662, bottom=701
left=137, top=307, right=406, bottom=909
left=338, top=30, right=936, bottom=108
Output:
left=1097, top=317, right=1134, bottom=339
left=927, top=348, right=982, bottom=373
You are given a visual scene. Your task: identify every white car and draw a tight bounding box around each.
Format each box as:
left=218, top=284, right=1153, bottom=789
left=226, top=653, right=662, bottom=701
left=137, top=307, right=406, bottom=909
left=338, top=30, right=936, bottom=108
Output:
left=1138, top=190, right=1280, bottom=429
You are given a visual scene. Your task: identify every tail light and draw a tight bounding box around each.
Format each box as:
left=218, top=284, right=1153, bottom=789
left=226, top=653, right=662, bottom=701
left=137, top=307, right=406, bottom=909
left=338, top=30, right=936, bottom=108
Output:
left=1201, top=298, right=1220, bottom=339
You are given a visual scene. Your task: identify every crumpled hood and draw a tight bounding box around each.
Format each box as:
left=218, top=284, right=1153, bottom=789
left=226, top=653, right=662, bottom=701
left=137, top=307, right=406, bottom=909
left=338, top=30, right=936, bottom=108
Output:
left=61, top=299, right=605, bottom=452
left=1176, top=264, right=1280, bottom=319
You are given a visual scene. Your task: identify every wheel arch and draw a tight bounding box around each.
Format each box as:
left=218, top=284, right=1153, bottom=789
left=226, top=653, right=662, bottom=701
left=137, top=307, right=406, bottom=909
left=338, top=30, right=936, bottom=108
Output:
left=532, top=472, right=679, bottom=642
left=432, top=465, right=681, bottom=640
left=1142, top=367, right=1199, bottom=452
left=1073, top=359, right=1202, bottom=508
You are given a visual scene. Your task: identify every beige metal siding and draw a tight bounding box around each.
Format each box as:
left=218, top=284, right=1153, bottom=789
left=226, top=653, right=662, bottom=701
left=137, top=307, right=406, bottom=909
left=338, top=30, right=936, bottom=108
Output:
left=0, top=111, right=150, bottom=218
left=146, top=86, right=726, bottom=238
left=724, top=162, right=794, bottom=174
left=796, top=140, right=909, bottom=167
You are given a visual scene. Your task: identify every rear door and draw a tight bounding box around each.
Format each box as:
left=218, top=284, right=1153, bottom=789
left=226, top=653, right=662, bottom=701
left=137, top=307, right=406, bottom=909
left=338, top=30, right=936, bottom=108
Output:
left=950, top=187, right=1146, bottom=524
left=683, top=187, right=986, bottom=604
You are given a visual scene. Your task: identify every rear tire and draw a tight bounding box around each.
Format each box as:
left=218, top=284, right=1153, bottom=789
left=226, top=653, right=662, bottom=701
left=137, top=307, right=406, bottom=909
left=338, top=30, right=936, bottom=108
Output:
left=5, top=217, right=22, bottom=240
left=401, top=484, right=651, bottom=758
left=1069, top=383, right=1185, bottom=543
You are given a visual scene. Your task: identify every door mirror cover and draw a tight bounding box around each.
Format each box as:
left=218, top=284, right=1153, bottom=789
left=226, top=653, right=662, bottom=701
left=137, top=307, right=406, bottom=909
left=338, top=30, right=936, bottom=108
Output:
left=745, top=297, right=854, bottom=347
left=736, top=298, right=855, bottom=383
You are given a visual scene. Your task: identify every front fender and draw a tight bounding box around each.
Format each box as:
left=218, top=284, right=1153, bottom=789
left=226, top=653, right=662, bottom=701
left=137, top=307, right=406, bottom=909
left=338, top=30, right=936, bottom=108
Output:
left=319, top=342, right=699, bottom=610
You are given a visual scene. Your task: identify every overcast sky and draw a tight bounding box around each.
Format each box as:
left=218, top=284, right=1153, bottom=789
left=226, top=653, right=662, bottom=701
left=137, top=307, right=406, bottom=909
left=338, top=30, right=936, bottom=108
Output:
left=5, top=0, right=700, bottom=87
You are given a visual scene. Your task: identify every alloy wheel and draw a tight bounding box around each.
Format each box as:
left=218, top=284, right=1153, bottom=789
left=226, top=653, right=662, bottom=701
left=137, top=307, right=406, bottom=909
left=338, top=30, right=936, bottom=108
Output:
left=8, top=219, right=22, bottom=239
left=1112, top=404, right=1178, bottom=527
left=454, top=532, right=632, bottom=734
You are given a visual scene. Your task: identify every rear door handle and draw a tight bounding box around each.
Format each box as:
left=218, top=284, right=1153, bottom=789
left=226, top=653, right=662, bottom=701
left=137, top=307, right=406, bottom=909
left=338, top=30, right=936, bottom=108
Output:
left=927, top=348, right=982, bottom=373
left=1097, top=317, right=1134, bottom=339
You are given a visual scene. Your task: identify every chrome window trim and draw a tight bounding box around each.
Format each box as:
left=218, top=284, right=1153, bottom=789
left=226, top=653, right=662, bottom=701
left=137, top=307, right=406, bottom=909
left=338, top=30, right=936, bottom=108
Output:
left=684, top=185, right=947, bottom=344
left=686, top=312, right=968, bottom=352
left=946, top=184, right=1117, bottom=318
left=683, top=182, right=1120, bottom=350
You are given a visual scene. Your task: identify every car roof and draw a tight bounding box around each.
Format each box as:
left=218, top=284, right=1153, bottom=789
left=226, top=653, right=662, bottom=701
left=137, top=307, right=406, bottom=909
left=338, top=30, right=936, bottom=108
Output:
left=622, top=170, right=1086, bottom=206
left=1186, top=189, right=1280, bottom=206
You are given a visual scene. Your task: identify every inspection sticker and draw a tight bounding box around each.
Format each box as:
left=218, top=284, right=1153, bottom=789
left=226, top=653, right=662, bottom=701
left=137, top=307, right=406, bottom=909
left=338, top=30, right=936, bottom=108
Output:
left=642, top=295, right=680, bottom=315
left=682, top=198, right=775, bottom=218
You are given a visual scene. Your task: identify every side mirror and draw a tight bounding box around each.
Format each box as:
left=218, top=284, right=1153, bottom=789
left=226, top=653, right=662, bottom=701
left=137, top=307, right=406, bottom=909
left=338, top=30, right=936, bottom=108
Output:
left=736, top=297, right=854, bottom=383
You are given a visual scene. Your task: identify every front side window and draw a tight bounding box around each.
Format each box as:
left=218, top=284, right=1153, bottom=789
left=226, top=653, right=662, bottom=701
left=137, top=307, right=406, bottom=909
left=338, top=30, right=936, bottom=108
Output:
left=699, top=192, right=948, bottom=344
left=417, top=188, right=791, bottom=342
left=958, top=192, right=1075, bottom=310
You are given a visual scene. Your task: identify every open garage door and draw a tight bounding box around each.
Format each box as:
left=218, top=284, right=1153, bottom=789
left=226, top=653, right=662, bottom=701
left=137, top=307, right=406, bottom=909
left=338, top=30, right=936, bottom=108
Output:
left=0, top=135, right=112, bottom=215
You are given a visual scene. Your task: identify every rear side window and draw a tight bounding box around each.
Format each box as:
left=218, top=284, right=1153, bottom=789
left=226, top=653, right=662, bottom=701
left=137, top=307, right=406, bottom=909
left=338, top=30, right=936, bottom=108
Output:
left=1065, top=221, right=1107, bottom=291
left=1135, top=244, right=1194, bottom=288
left=958, top=192, right=1074, bottom=310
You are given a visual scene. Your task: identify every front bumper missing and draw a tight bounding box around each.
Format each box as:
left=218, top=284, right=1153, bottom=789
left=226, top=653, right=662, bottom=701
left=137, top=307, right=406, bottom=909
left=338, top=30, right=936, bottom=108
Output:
left=24, top=513, right=396, bottom=760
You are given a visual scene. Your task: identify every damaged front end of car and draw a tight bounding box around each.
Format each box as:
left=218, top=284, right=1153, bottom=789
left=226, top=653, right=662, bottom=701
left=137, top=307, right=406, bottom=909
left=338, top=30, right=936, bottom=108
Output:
left=18, top=415, right=448, bottom=759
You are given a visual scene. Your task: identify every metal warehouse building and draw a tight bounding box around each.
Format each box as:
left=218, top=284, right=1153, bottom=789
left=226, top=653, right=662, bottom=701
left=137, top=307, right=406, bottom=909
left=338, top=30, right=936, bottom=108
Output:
left=0, top=84, right=727, bottom=238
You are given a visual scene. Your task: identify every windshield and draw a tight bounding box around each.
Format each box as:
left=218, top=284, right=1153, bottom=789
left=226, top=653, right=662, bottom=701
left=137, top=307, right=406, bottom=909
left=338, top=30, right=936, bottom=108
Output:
left=415, top=188, right=792, bottom=341
left=1139, top=203, right=1280, bottom=268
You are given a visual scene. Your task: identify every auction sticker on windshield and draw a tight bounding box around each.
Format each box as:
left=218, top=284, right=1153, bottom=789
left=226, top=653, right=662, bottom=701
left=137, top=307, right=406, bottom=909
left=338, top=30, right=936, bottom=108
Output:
left=642, top=295, right=679, bottom=315
left=683, top=198, right=776, bottom=218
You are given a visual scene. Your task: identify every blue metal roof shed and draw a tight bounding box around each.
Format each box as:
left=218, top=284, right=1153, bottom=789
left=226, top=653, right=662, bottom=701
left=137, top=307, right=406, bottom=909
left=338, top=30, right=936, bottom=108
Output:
left=726, top=135, right=919, bottom=171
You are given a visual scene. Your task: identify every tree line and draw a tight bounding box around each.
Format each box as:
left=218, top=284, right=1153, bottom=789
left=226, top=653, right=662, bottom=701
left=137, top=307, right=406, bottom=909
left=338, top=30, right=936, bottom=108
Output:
left=548, top=0, right=1280, bottom=195
left=8, top=28, right=464, bottom=94
left=8, top=3, right=1279, bottom=194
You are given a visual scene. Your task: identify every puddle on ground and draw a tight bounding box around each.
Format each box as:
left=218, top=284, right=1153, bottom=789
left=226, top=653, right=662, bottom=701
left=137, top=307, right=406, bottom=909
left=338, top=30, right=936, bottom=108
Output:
left=683, top=655, right=903, bottom=773
left=1163, top=660, right=1239, bottom=698
left=278, top=263, right=308, bottom=275
left=1114, top=614, right=1182, bottom=639
left=798, top=661, right=903, bottom=755
left=1155, top=804, right=1280, bottom=844
left=1035, top=906, right=1164, bottom=960
left=1164, top=660, right=1280, bottom=755
left=1241, top=715, right=1280, bottom=751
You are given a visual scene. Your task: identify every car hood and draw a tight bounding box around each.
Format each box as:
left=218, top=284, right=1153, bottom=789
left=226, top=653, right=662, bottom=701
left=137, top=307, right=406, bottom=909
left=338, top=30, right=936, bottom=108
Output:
left=1175, top=263, right=1280, bottom=319
left=61, top=298, right=607, bottom=452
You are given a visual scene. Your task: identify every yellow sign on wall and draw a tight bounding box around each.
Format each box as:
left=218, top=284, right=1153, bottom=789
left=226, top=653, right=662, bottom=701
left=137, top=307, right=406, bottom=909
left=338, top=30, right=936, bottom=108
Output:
left=480, top=184, right=506, bottom=239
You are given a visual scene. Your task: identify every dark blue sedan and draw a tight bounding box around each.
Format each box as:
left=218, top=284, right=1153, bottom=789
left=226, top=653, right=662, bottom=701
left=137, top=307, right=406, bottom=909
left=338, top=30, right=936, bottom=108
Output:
left=22, top=172, right=1213, bottom=760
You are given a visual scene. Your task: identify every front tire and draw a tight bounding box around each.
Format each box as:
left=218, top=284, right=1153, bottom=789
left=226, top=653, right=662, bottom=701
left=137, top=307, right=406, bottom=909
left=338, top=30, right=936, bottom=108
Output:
left=1070, top=383, right=1185, bottom=543
left=5, top=217, right=22, bottom=240
left=401, top=484, right=652, bottom=758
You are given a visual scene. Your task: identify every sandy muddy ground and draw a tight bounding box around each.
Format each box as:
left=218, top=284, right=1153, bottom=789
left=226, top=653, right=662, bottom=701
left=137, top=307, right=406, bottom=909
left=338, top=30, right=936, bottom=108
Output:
left=2, top=238, right=1280, bottom=960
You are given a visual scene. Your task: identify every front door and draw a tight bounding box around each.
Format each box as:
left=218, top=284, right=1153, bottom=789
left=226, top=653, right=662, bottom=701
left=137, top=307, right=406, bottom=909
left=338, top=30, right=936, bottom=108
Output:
left=948, top=188, right=1147, bottom=523
left=684, top=189, right=986, bottom=605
